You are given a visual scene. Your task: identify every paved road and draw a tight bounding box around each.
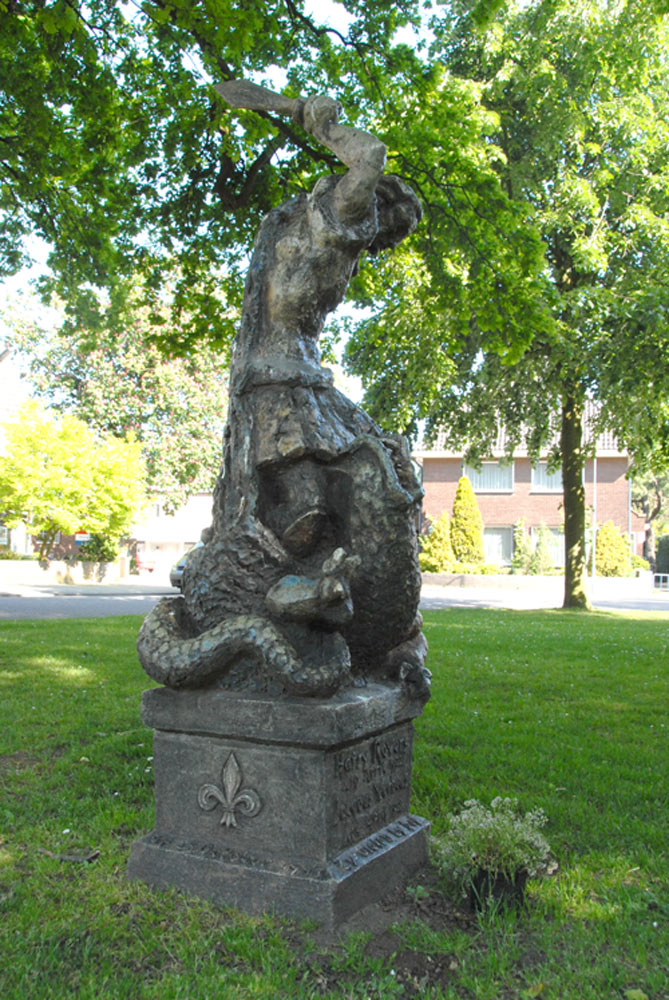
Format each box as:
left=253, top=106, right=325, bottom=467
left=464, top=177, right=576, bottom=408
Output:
left=1, top=580, right=668, bottom=620
left=0, top=582, right=176, bottom=620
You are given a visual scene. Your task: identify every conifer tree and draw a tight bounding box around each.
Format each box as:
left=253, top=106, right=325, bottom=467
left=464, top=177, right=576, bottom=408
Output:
left=419, top=511, right=454, bottom=573
left=450, top=477, right=484, bottom=564
left=529, top=523, right=554, bottom=576
left=595, top=521, right=630, bottom=577
left=511, top=519, right=532, bottom=575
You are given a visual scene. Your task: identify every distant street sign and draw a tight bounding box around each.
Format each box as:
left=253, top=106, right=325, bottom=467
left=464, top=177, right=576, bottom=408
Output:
left=74, top=532, right=92, bottom=545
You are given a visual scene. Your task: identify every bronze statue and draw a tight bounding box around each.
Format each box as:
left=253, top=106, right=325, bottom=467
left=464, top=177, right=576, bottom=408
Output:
left=137, top=82, right=429, bottom=700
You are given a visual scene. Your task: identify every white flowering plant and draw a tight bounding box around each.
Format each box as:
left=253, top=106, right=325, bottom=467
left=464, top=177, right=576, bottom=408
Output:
left=433, top=797, right=554, bottom=893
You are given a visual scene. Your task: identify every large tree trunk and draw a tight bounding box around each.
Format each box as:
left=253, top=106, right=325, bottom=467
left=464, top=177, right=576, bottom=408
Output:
left=561, top=394, right=591, bottom=609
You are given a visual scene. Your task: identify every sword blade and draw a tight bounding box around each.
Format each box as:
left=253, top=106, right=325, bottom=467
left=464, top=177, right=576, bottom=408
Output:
left=214, top=80, right=299, bottom=116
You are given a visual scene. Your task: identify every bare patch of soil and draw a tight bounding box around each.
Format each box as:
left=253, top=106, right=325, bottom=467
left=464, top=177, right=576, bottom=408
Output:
left=288, top=864, right=475, bottom=998
left=0, top=751, right=40, bottom=774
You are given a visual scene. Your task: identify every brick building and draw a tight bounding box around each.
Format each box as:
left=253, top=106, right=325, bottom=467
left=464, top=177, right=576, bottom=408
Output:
left=414, top=420, right=644, bottom=568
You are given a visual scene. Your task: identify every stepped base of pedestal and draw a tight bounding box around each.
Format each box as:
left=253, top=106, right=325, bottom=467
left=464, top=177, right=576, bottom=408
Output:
left=127, top=683, right=429, bottom=929
left=127, top=814, right=429, bottom=930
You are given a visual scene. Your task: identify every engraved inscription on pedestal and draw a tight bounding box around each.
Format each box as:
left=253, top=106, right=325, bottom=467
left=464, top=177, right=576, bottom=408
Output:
left=197, top=753, right=262, bottom=828
left=328, top=724, right=414, bottom=853
left=332, top=814, right=425, bottom=875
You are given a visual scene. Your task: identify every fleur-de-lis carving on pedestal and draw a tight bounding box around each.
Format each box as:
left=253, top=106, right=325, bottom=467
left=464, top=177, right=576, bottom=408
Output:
left=197, top=753, right=261, bottom=828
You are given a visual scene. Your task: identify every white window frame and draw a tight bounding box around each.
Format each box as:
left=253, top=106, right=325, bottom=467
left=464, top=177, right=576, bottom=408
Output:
left=531, top=461, right=563, bottom=493
left=463, top=461, right=514, bottom=493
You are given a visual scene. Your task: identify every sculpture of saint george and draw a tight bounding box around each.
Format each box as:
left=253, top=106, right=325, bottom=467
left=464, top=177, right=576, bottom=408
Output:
left=137, top=80, right=430, bottom=703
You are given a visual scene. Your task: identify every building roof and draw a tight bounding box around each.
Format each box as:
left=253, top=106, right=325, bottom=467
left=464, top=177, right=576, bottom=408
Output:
left=414, top=400, right=626, bottom=459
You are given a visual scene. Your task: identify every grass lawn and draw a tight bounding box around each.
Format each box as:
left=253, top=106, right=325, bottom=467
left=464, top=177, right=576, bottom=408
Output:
left=0, top=609, right=667, bottom=999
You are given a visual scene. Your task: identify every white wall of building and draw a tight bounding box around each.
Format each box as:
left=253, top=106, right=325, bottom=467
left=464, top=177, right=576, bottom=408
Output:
left=130, top=493, right=214, bottom=580
left=0, top=349, right=33, bottom=554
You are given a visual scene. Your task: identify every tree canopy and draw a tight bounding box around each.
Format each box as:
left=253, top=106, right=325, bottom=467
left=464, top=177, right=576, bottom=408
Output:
left=3, top=285, right=228, bottom=511
left=0, top=399, right=146, bottom=558
left=1, top=0, right=548, bottom=361
left=346, top=0, right=669, bottom=606
left=3, top=0, right=669, bottom=606
left=0, top=0, right=420, bottom=348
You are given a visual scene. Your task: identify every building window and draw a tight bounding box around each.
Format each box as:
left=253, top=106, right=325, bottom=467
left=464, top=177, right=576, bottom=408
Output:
left=463, top=461, right=514, bottom=492
left=530, top=526, right=565, bottom=567
left=531, top=462, right=563, bottom=493
left=0, top=525, right=8, bottom=546
left=484, top=527, right=513, bottom=565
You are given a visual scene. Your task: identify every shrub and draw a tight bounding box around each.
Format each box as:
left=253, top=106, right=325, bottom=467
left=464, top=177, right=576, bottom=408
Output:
left=511, top=519, right=532, bottom=574
left=657, top=535, right=669, bottom=574
left=432, top=797, right=554, bottom=896
left=631, top=554, right=650, bottom=572
left=595, top=521, right=630, bottom=577
left=451, top=562, right=503, bottom=575
left=78, top=534, right=120, bottom=563
left=529, top=522, right=554, bottom=575
left=450, top=477, right=484, bottom=564
left=419, top=512, right=454, bottom=573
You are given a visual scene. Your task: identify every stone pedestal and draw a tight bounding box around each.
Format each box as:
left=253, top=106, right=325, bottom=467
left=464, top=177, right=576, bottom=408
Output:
left=127, top=683, right=429, bottom=930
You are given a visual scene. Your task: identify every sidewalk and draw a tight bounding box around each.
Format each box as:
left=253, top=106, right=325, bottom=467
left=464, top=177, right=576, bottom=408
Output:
left=420, top=575, right=669, bottom=613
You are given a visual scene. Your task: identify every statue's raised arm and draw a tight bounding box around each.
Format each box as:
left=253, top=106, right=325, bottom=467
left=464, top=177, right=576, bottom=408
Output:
left=294, top=94, right=386, bottom=224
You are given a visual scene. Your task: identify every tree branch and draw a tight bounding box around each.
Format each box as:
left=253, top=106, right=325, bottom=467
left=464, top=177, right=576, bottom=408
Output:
left=214, top=137, right=283, bottom=209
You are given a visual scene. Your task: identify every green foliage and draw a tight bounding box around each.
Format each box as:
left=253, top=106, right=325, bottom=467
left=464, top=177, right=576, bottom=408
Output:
left=0, top=400, right=146, bottom=559
left=419, top=511, right=454, bottom=573
left=511, top=519, right=532, bottom=575
left=632, top=470, right=669, bottom=564
left=4, top=287, right=228, bottom=511
left=0, top=0, right=430, bottom=354
left=77, top=534, right=120, bottom=563
left=477, top=563, right=503, bottom=575
left=529, top=523, right=555, bottom=576
left=452, top=561, right=503, bottom=575
left=450, top=477, right=484, bottom=564
left=4, top=0, right=669, bottom=606
left=346, top=0, right=669, bottom=608
left=631, top=555, right=650, bottom=572
left=595, top=521, right=630, bottom=577
left=655, top=534, right=669, bottom=573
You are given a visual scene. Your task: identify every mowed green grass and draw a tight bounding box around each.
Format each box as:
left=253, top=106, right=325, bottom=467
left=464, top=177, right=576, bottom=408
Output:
left=0, top=610, right=667, bottom=1000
